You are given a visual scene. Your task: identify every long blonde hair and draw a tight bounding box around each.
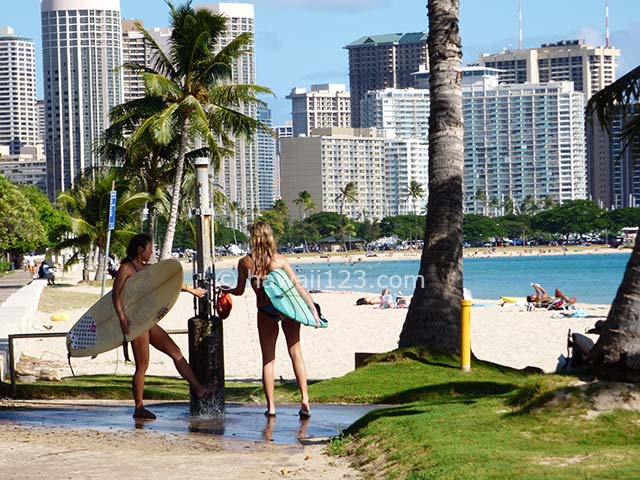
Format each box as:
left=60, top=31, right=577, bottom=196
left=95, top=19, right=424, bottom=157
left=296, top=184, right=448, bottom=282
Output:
left=249, top=221, right=276, bottom=277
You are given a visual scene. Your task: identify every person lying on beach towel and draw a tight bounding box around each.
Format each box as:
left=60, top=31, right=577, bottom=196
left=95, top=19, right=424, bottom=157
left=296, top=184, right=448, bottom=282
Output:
left=527, top=283, right=577, bottom=309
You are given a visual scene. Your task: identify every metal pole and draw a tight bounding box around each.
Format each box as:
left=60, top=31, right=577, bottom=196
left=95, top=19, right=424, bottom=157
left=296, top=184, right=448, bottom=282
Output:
left=189, top=158, right=224, bottom=416
left=460, top=299, right=472, bottom=372
left=101, top=182, right=117, bottom=297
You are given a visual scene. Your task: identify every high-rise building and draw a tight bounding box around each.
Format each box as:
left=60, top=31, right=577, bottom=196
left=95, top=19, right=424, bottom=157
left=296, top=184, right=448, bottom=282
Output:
left=121, top=19, right=148, bottom=102
left=286, top=84, right=351, bottom=137
left=0, top=27, right=38, bottom=156
left=41, top=0, right=124, bottom=198
left=385, top=139, right=429, bottom=216
left=280, top=128, right=386, bottom=220
left=37, top=99, right=46, bottom=161
left=273, top=124, right=292, bottom=201
left=361, top=68, right=588, bottom=215
left=478, top=40, right=620, bottom=100
left=0, top=146, right=47, bottom=192
left=198, top=3, right=258, bottom=219
left=587, top=106, right=640, bottom=209
left=257, top=104, right=276, bottom=210
left=345, top=32, right=428, bottom=128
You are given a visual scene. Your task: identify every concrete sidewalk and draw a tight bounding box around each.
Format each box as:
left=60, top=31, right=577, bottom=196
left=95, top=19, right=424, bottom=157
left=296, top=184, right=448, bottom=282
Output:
left=0, top=270, right=34, bottom=306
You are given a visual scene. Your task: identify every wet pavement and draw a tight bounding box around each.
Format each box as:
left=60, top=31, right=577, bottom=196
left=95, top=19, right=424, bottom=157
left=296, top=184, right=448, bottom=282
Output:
left=0, top=401, right=376, bottom=445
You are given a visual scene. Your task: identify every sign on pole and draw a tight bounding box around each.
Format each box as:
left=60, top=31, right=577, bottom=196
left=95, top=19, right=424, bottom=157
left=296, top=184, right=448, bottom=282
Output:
left=108, top=190, right=117, bottom=231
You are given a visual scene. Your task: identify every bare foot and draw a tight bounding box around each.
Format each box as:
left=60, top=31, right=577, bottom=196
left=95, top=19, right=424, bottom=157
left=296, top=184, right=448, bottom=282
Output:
left=133, top=407, right=156, bottom=419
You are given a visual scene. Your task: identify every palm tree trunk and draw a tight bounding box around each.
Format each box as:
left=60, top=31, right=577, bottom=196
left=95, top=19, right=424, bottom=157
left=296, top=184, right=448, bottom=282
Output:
left=160, top=122, right=189, bottom=260
left=588, top=232, right=640, bottom=381
left=399, top=0, right=464, bottom=353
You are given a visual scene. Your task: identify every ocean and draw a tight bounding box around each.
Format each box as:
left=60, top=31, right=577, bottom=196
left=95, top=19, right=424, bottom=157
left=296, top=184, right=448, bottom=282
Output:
left=208, top=252, right=631, bottom=305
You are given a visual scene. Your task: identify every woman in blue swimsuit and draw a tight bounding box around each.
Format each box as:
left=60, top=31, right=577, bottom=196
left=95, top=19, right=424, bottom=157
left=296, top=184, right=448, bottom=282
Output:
left=221, top=222, right=319, bottom=418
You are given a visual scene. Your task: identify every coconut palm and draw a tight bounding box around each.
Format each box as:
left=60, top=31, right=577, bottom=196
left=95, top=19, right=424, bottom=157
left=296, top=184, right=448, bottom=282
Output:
left=293, top=191, right=316, bottom=252
left=398, top=0, right=464, bottom=352
left=114, top=1, right=272, bottom=260
left=474, top=188, right=487, bottom=216
left=335, top=182, right=358, bottom=251
left=586, top=64, right=640, bottom=380
left=56, top=169, right=151, bottom=281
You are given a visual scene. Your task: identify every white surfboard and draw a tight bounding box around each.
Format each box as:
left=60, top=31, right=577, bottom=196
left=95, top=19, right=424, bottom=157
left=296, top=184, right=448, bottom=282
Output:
left=66, top=259, right=183, bottom=358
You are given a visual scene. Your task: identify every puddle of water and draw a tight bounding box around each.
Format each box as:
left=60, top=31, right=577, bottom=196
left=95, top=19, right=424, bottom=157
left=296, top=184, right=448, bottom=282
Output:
left=0, top=402, right=376, bottom=445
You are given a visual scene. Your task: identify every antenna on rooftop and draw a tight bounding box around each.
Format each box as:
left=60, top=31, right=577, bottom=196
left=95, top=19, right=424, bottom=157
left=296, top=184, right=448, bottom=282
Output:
left=518, top=0, right=523, bottom=49
left=605, top=0, right=610, bottom=48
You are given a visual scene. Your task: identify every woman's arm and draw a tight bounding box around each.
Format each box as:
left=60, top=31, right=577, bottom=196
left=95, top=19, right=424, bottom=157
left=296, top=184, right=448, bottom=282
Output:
left=280, top=256, right=322, bottom=326
left=182, top=284, right=206, bottom=298
left=220, top=257, right=248, bottom=296
left=112, top=263, right=134, bottom=336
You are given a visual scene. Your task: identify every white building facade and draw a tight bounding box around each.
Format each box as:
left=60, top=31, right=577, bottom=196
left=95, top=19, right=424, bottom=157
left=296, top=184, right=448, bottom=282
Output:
left=361, top=68, right=588, bottom=216
left=286, top=84, right=351, bottom=137
left=41, top=0, right=124, bottom=198
left=0, top=27, right=38, bottom=157
left=257, top=104, right=276, bottom=210
left=199, top=3, right=259, bottom=219
left=280, top=128, right=386, bottom=220
left=121, top=19, right=147, bottom=102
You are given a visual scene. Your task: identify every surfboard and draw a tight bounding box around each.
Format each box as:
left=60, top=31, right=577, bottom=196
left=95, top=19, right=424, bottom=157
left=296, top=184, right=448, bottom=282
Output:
left=66, top=259, right=184, bottom=357
left=263, top=269, right=328, bottom=328
left=500, top=296, right=527, bottom=304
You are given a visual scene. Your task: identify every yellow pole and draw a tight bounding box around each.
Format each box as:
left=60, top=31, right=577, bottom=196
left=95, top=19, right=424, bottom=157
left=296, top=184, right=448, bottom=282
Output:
left=460, top=299, right=472, bottom=372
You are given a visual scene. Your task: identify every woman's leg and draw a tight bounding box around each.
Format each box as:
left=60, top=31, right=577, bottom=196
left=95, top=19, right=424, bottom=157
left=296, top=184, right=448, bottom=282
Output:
left=282, top=318, right=310, bottom=414
left=148, top=325, right=209, bottom=398
left=131, top=331, right=152, bottom=416
left=257, top=312, right=279, bottom=415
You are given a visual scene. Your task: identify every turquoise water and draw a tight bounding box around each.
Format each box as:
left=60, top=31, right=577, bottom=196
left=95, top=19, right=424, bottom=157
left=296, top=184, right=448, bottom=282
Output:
left=208, top=253, right=630, bottom=305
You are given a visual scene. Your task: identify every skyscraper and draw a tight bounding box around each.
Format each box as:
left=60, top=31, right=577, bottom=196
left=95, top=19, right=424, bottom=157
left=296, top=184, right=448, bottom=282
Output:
left=41, top=0, right=124, bottom=198
left=286, top=84, right=351, bottom=137
left=587, top=106, right=640, bottom=209
left=0, top=27, right=38, bottom=156
left=345, top=32, right=428, bottom=128
left=478, top=40, right=620, bottom=100
left=257, top=103, right=276, bottom=210
left=121, top=19, right=147, bottom=102
left=198, top=3, right=258, bottom=219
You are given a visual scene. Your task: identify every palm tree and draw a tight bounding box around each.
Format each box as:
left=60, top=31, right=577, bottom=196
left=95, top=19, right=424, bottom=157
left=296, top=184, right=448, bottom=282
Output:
left=398, top=0, right=464, bottom=353
left=474, top=188, right=487, bottom=216
left=56, top=169, right=151, bottom=281
left=489, top=196, right=501, bottom=217
left=407, top=180, right=425, bottom=249
left=293, top=191, right=316, bottom=252
left=335, top=182, right=358, bottom=251
left=228, top=201, right=239, bottom=245
left=115, top=2, right=271, bottom=260
left=586, top=65, right=640, bottom=381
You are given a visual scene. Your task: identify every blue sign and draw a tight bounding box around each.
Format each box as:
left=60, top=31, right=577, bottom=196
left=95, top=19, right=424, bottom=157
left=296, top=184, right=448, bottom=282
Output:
left=108, top=190, right=117, bottom=230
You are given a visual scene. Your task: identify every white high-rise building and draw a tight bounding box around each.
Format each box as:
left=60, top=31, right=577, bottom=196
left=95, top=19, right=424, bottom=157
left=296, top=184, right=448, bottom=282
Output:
left=0, top=27, right=38, bottom=156
left=361, top=68, right=588, bottom=215
left=198, top=3, right=258, bottom=219
left=121, top=19, right=147, bottom=102
left=41, top=0, right=124, bottom=198
left=257, top=104, right=276, bottom=210
left=280, top=128, right=386, bottom=220
left=273, top=124, right=292, bottom=202
left=385, top=139, right=429, bottom=216
left=286, top=84, right=351, bottom=137
left=478, top=40, right=620, bottom=100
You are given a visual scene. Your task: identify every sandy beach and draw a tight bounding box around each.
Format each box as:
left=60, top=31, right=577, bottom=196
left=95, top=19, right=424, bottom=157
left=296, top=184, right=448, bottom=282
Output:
left=20, top=259, right=610, bottom=381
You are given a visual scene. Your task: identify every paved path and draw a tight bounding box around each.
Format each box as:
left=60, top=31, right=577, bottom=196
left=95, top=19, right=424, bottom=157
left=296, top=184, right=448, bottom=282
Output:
left=0, top=270, right=34, bottom=306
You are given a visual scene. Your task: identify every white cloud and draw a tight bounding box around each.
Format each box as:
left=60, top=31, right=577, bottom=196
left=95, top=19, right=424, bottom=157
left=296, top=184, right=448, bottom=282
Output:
left=573, top=25, right=604, bottom=47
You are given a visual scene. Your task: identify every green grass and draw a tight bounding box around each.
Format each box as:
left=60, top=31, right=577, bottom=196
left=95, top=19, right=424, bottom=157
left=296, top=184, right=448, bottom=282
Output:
left=2, top=348, right=639, bottom=479
left=307, top=349, right=640, bottom=479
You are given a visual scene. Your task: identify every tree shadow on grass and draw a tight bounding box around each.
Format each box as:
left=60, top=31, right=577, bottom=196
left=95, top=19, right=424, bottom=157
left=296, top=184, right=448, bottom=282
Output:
left=379, top=381, right=519, bottom=404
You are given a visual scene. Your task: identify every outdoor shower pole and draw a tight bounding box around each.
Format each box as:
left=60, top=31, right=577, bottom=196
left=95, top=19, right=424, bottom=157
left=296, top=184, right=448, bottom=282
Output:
left=189, top=157, right=225, bottom=415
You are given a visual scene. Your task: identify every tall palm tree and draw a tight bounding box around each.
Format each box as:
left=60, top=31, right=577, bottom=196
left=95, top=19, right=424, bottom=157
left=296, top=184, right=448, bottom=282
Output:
left=115, top=1, right=271, bottom=260
left=586, top=65, right=640, bottom=380
left=474, top=189, right=487, bottom=216
left=56, top=169, right=151, bottom=280
left=407, top=180, right=425, bottom=248
left=293, top=191, right=316, bottom=252
left=399, top=0, right=464, bottom=352
left=335, top=182, right=358, bottom=251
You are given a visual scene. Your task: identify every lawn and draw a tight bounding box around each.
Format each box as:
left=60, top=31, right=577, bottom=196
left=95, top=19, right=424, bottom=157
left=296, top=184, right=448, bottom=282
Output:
left=2, top=348, right=639, bottom=479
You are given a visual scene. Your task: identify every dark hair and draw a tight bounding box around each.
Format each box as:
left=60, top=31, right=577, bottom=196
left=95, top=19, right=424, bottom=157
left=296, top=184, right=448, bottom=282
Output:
left=526, top=295, right=534, bottom=303
left=123, top=234, right=152, bottom=264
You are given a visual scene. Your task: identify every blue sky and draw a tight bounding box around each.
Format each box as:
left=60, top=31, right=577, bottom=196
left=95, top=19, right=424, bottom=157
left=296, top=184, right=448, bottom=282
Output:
left=7, top=0, right=640, bottom=124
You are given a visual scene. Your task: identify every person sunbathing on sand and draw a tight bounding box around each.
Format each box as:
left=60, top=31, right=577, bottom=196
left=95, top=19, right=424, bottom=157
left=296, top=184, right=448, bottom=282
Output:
left=527, top=283, right=577, bottom=307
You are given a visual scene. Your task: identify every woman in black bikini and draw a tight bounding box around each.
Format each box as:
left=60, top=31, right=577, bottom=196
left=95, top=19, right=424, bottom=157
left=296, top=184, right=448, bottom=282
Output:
left=221, top=222, right=319, bottom=418
left=112, top=234, right=212, bottom=419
